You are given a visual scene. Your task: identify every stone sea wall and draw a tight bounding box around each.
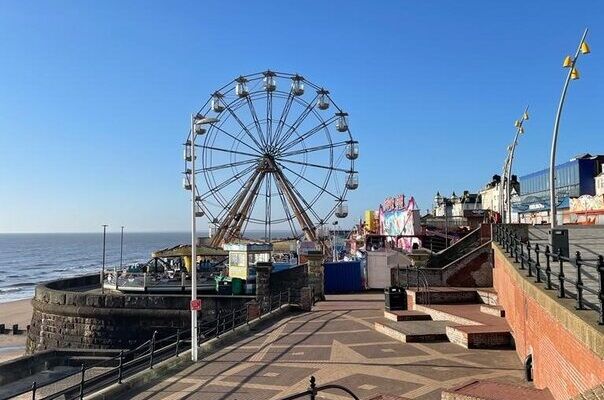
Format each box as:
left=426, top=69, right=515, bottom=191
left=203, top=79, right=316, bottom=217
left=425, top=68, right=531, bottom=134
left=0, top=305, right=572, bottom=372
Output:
left=27, top=274, right=252, bottom=353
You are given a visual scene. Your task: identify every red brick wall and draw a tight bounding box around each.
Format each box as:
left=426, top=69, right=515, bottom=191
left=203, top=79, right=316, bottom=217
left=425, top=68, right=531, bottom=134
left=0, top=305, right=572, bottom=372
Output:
left=493, top=249, right=604, bottom=400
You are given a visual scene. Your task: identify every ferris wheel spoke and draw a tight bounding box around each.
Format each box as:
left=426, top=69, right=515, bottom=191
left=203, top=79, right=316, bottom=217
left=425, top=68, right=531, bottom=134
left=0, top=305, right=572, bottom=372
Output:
left=265, top=91, right=274, bottom=149
left=211, top=124, right=264, bottom=156
left=224, top=103, right=265, bottom=152
left=199, top=163, right=257, bottom=201
left=279, top=140, right=347, bottom=159
left=195, top=158, right=258, bottom=173
left=272, top=169, right=317, bottom=241
left=214, top=170, right=260, bottom=221
left=278, top=116, right=338, bottom=153
left=197, top=145, right=261, bottom=160
left=273, top=174, right=300, bottom=239
left=271, top=91, right=295, bottom=147
left=264, top=173, right=272, bottom=241
left=228, top=171, right=265, bottom=240
left=275, top=157, right=350, bottom=174
left=277, top=162, right=342, bottom=200
left=283, top=175, right=322, bottom=222
left=245, top=97, right=267, bottom=149
left=274, top=93, right=319, bottom=150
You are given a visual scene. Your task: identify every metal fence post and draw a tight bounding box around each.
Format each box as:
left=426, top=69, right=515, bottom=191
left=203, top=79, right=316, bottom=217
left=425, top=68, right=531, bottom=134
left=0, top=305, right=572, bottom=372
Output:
left=232, top=309, right=236, bottom=330
left=149, top=331, right=157, bottom=369
left=597, top=255, right=604, bottom=325
left=558, top=250, right=566, bottom=298
left=534, top=244, right=542, bottom=283
left=545, top=245, right=552, bottom=290
left=216, top=310, right=221, bottom=336
left=287, top=288, right=291, bottom=304
left=575, top=251, right=584, bottom=310
left=79, top=364, right=86, bottom=399
left=526, top=242, right=532, bottom=277
left=514, top=234, right=519, bottom=263
left=309, top=376, right=317, bottom=400
left=520, top=241, right=525, bottom=270
left=117, top=350, right=124, bottom=383
left=175, top=329, right=180, bottom=357
left=31, top=382, right=36, bottom=400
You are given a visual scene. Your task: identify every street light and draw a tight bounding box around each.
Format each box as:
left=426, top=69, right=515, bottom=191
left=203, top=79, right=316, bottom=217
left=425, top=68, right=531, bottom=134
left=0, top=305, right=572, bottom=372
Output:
left=549, top=28, right=590, bottom=230
left=189, top=114, right=219, bottom=362
left=504, top=106, right=529, bottom=223
left=332, top=221, right=339, bottom=262
left=100, top=224, right=108, bottom=294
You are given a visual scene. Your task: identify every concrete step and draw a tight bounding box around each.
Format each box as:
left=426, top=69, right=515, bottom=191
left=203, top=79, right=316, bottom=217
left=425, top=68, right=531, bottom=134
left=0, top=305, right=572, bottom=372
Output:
left=412, top=304, right=513, bottom=350
left=446, top=325, right=513, bottom=349
left=384, top=310, right=432, bottom=322
left=476, top=289, right=499, bottom=305
left=480, top=305, right=505, bottom=318
left=407, top=287, right=480, bottom=306
left=442, top=380, right=554, bottom=400
left=374, top=319, right=448, bottom=343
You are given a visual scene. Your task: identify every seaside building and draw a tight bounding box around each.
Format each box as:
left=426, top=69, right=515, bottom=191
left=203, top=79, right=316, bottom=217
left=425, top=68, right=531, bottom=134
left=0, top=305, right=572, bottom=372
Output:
left=511, top=153, right=604, bottom=224
left=478, top=174, right=519, bottom=215
left=433, top=191, right=482, bottom=218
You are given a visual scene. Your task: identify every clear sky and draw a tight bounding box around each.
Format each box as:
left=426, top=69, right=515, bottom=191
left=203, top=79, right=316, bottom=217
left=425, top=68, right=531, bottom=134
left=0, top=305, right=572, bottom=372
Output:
left=1, top=0, right=603, bottom=233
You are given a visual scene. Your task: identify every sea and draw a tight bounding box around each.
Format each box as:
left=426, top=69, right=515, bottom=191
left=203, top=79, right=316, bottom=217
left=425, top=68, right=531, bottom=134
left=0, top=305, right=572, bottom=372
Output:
left=0, top=232, right=193, bottom=303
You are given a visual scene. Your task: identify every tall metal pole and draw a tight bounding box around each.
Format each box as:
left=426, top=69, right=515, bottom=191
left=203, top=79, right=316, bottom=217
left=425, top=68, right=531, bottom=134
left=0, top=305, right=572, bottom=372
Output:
left=190, top=114, right=198, bottom=362
left=500, top=151, right=511, bottom=222
left=116, top=225, right=123, bottom=290
left=549, top=29, right=588, bottom=230
left=505, top=106, right=529, bottom=224
left=101, top=224, right=108, bottom=294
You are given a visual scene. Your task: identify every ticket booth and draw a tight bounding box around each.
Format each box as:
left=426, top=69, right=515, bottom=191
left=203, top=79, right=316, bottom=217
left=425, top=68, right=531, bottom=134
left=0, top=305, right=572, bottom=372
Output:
left=224, top=243, right=273, bottom=280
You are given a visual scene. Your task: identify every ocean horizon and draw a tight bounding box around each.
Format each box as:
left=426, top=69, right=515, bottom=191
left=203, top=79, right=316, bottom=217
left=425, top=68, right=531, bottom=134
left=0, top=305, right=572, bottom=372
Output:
left=0, top=231, right=297, bottom=303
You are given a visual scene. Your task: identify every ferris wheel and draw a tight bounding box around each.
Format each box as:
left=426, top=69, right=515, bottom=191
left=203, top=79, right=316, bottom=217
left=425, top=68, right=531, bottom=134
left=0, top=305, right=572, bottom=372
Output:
left=183, top=70, right=359, bottom=247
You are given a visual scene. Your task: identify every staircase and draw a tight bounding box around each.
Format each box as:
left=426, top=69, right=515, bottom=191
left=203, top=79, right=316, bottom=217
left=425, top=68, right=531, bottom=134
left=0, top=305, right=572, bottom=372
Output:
left=375, top=287, right=514, bottom=349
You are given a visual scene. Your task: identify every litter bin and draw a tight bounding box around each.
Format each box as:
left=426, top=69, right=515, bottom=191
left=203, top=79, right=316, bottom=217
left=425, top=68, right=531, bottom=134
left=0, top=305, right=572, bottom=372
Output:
left=550, top=228, right=569, bottom=258
left=385, top=287, right=407, bottom=311
left=231, top=278, right=244, bottom=295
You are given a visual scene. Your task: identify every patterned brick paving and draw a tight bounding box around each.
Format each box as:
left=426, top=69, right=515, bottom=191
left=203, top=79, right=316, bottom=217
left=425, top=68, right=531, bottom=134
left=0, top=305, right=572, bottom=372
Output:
left=121, top=294, right=526, bottom=400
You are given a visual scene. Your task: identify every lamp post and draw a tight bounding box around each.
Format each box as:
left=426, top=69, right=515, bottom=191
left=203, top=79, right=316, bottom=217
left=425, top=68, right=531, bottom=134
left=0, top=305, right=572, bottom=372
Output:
left=332, top=221, right=338, bottom=262
left=549, top=29, right=590, bottom=229
left=188, top=114, right=219, bottom=362
left=101, top=224, right=108, bottom=294
left=504, top=107, right=529, bottom=224
left=115, top=226, right=124, bottom=290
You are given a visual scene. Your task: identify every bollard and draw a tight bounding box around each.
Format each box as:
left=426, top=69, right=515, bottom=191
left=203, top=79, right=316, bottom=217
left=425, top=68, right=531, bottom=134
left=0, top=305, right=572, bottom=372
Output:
left=12, top=324, right=19, bottom=335
left=79, top=364, right=86, bottom=399
left=0, top=324, right=4, bottom=334
left=117, top=350, right=124, bottom=383
left=31, top=381, right=36, bottom=400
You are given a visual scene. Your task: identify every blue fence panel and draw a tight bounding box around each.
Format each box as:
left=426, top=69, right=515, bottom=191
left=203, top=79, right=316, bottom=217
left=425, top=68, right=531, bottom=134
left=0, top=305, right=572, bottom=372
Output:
left=324, top=261, right=362, bottom=294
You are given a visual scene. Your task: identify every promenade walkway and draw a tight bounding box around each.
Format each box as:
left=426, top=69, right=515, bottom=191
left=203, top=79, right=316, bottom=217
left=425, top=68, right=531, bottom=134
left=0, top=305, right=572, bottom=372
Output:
left=120, top=293, right=526, bottom=400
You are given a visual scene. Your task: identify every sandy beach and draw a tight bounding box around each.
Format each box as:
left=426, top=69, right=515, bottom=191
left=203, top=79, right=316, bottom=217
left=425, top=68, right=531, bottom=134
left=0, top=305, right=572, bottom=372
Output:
left=0, top=299, right=32, bottom=363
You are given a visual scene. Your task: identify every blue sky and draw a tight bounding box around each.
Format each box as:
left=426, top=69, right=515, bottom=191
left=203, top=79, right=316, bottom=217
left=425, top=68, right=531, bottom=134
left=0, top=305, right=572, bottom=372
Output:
left=1, top=1, right=603, bottom=233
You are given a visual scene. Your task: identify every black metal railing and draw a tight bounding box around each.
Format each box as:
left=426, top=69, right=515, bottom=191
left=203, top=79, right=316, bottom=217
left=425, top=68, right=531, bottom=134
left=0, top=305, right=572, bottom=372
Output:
left=280, top=376, right=360, bottom=400
left=494, top=225, right=604, bottom=325
left=8, top=290, right=293, bottom=400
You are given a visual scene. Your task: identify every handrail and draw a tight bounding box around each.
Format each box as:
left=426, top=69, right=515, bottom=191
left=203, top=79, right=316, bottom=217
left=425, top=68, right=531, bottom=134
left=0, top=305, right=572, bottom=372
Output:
left=279, top=376, right=360, bottom=400
left=11, top=289, right=293, bottom=400
left=494, top=224, right=604, bottom=325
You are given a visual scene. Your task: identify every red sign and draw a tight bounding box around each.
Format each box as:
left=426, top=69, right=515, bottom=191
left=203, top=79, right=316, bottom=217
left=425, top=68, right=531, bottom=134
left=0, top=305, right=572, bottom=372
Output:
left=190, top=299, right=202, bottom=311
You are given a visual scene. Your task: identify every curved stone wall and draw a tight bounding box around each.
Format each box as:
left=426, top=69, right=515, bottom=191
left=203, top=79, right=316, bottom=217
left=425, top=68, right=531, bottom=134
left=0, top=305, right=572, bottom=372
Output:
left=27, top=274, right=252, bottom=353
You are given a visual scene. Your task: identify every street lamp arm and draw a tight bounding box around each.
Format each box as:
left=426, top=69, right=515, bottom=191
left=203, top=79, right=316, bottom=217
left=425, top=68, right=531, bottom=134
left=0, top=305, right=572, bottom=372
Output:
left=549, top=28, right=589, bottom=229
